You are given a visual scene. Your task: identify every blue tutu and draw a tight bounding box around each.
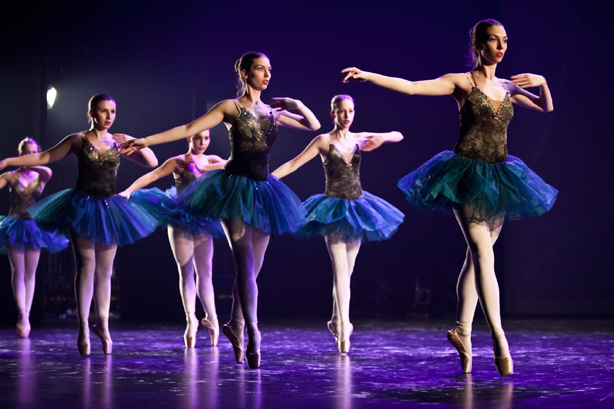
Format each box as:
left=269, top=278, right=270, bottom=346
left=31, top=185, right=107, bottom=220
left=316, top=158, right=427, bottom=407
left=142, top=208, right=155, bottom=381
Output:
left=28, top=189, right=158, bottom=246
left=131, top=187, right=224, bottom=238
left=0, top=216, right=69, bottom=254
left=397, top=151, right=558, bottom=222
left=296, top=191, right=405, bottom=242
left=176, top=169, right=306, bottom=236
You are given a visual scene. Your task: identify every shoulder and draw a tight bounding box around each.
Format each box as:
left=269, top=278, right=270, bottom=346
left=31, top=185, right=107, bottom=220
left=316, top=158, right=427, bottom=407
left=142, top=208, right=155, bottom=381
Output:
left=165, top=155, right=187, bottom=168
left=205, top=154, right=225, bottom=162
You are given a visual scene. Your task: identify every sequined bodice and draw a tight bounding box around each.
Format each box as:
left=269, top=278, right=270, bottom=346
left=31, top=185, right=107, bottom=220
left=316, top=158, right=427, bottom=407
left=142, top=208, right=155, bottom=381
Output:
left=174, top=165, right=198, bottom=192
left=454, top=85, right=514, bottom=163
left=224, top=106, right=278, bottom=181
left=8, top=174, right=43, bottom=219
left=324, top=144, right=363, bottom=200
left=75, top=135, right=120, bottom=198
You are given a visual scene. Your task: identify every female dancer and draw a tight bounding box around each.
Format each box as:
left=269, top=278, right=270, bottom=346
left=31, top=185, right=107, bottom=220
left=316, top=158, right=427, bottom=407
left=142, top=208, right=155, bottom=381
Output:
left=121, top=52, right=320, bottom=368
left=0, top=138, right=69, bottom=338
left=0, top=94, right=159, bottom=355
left=119, top=130, right=226, bottom=348
left=342, top=19, right=557, bottom=375
left=272, top=94, right=404, bottom=354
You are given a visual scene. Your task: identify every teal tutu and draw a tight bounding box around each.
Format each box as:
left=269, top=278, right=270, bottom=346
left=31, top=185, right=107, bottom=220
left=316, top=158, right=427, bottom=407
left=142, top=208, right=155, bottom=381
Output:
left=177, top=169, right=306, bottom=235
left=397, top=151, right=558, bottom=221
left=296, top=192, right=405, bottom=242
left=28, top=189, right=158, bottom=246
left=131, top=187, right=224, bottom=238
left=0, top=216, right=69, bottom=254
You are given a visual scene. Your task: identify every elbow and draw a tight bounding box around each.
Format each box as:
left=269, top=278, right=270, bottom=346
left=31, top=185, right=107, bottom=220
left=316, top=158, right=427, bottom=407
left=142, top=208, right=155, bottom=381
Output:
left=147, top=158, right=159, bottom=168
left=310, top=120, right=321, bottom=131
left=395, top=131, right=404, bottom=142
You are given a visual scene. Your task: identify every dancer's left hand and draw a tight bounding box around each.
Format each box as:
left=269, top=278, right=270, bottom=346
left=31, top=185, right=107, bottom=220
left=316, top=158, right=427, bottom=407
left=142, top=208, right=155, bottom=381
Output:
left=119, top=139, right=148, bottom=155
left=118, top=190, right=131, bottom=199
left=510, top=74, right=546, bottom=88
left=359, top=134, right=385, bottom=151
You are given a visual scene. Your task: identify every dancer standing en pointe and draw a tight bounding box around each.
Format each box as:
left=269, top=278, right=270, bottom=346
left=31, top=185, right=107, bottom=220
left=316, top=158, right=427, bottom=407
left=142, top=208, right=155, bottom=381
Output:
left=0, top=94, right=159, bottom=356
left=0, top=138, right=68, bottom=338
left=342, top=19, right=557, bottom=375
left=120, top=130, right=226, bottom=348
left=273, top=94, right=404, bottom=354
left=121, top=52, right=320, bottom=368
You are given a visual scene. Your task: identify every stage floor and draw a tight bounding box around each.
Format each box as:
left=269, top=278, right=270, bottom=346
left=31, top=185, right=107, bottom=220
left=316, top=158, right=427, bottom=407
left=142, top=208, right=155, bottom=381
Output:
left=0, top=319, right=612, bottom=408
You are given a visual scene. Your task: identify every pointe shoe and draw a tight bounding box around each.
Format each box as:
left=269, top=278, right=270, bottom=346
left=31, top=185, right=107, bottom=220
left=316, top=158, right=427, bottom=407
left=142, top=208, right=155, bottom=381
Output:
left=78, top=326, right=91, bottom=357
left=494, top=354, right=514, bottom=376
left=183, top=318, right=199, bottom=349
left=246, top=325, right=261, bottom=369
left=201, top=317, right=220, bottom=347
left=327, top=319, right=340, bottom=342
left=223, top=320, right=245, bottom=364
left=447, top=328, right=472, bottom=373
left=16, top=321, right=31, bottom=339
left=337, top=323, right=353, bottom=355
left=92, top=324, right=113, bottom=355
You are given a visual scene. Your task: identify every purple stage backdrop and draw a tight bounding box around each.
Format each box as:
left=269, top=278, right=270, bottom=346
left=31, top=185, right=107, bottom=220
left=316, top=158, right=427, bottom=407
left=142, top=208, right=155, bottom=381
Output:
left=1, top=0, right=612, bottom=324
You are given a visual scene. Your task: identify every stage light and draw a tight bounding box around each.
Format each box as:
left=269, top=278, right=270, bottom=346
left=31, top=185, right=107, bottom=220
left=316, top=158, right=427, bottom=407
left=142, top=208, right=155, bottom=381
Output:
left=47, top=87, right=57, bottom=109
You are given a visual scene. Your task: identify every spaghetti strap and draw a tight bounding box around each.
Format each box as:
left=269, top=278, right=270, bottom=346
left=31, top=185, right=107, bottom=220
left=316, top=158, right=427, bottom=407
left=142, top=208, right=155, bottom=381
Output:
left=466, top=73, right=476, bottom=88
left=232, top=100, right=243, bottom=119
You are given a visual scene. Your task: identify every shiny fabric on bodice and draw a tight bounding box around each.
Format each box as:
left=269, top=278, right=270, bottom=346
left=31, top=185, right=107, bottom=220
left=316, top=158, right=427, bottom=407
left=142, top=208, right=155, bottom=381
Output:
left=224, top=105, right=278, bottom=181
left=454, top=85, right=514, bottom=163
left=75, top=135, right=120, bottom=198
left=8, top=173, right=43, bottom=219
left=324, top=144, right=363, bottom=200
left=174, top=163, right=198, bottom=192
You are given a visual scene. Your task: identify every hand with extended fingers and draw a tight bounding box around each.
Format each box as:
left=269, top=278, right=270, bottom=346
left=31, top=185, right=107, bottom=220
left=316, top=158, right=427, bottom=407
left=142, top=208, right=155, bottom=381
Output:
left=510, top=73, right=546, bottom=88
left=359, top=134, right=386, bottom=152
left=119, top=138, right=147, bottom=155
left=270, top=97, right=301, bottom=111
left=341, top=67, right=371, bottom=83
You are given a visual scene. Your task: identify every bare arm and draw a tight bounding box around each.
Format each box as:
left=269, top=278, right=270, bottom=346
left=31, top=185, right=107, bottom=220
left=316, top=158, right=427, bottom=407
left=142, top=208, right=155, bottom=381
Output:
left=0, top=134, right=79, bottom=171
left=26, top=166, right=53, bottom=182
left=119, top=158, right=182, bottom=198
left=196, top=155, right=227, bottom=172
left=342, top=68, right=460, bottom=96
left=0, top=172, right=15, bottom=190
left=508, top=74, right=554, bottom=112
left=120, top=100, right=237, bottom=154
left=270, top=98, right=321, bottom=131
left=113, top=134, right=158, bottom=168
left=272, top=135, right=327, bottom=179
left=356, top=131, right=404, bottom=152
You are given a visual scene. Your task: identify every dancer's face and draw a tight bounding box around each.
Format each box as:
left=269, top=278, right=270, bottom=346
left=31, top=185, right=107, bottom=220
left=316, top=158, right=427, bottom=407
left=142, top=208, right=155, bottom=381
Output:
left=243, top=57, right=271, bottom=91
left=478, top=25, right=508, bottom=65
left=19, top=143, right=39, bottom=156
left=189, top=130, right=210, bottom=154
left=331, top=99, right=355, bottom=129
left=90, top=100, right=116, bottom=130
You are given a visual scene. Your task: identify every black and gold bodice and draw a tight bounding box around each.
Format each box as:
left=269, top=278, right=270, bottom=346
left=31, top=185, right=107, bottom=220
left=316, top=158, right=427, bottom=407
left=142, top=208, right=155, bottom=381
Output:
left=75, top=135, right=120, bottom=198
left=324, top=144, right=363, bottom=200
left=174, top=162, right=197, bottom=193
left=8, top=173, right=43, bottom=220
left=454, top=80, right=514, bottom=163
left=224, top=104, right=278, bottom=181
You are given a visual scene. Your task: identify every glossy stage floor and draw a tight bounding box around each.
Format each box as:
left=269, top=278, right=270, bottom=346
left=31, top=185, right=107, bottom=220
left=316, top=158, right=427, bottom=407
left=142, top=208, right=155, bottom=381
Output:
left=1, top=319, right=613, bottom=408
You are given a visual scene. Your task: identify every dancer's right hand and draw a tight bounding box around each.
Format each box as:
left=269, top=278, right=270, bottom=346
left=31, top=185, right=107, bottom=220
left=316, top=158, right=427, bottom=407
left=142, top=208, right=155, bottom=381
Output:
left=341, top=67, right=370, bottom=83
left=119, top=138, right=148, bottom=155
left=0, top=159, right=7, bottom=171
left=118, top=190, right=131, bottom=199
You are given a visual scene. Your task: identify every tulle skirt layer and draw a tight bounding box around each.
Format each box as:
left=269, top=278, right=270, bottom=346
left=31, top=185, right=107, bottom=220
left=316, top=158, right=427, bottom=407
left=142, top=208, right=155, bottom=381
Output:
left=176, top=169, right=306, bottom=236
left=0, top=216, right=69, bottom=254
left=397, top=151, right=558, bottom=222
left=28, top=189, right=157, bottom=246
left=296, top=192, right=405, bottom=242
left=131, top=187, right=224, bottom=238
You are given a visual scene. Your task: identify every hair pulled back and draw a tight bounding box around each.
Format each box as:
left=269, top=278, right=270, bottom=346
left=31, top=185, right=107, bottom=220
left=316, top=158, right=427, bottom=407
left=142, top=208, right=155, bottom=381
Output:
left=234, top=51, right=268, bottom=97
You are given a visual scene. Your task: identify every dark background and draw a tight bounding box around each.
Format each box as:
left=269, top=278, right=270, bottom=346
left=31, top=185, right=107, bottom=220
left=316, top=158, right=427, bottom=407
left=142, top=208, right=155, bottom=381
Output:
left=1, top=0, right=612, bottom=327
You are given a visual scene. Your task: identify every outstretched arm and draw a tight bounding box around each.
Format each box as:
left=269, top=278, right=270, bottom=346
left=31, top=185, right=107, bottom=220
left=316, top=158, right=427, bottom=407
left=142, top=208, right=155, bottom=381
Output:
left=118, top=158, right=182, bottom=198
left=188, top=154, right=227, bottom=173
left=0, top=134, right=78, bottom=171
left=120, top=100, right=236, bottom=154
left=272, top=135, right=327, bottom=179
left=0, top=172, right=15, bottom=190
left=27, top=166, right=53, bottom=183
left=508, top=74, right=554, bottom=112
left=270, top=98, right=321, bottom=131
left=357, top=131, right=404, bottom=152
left=342, top=67, right=459, bottom=96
